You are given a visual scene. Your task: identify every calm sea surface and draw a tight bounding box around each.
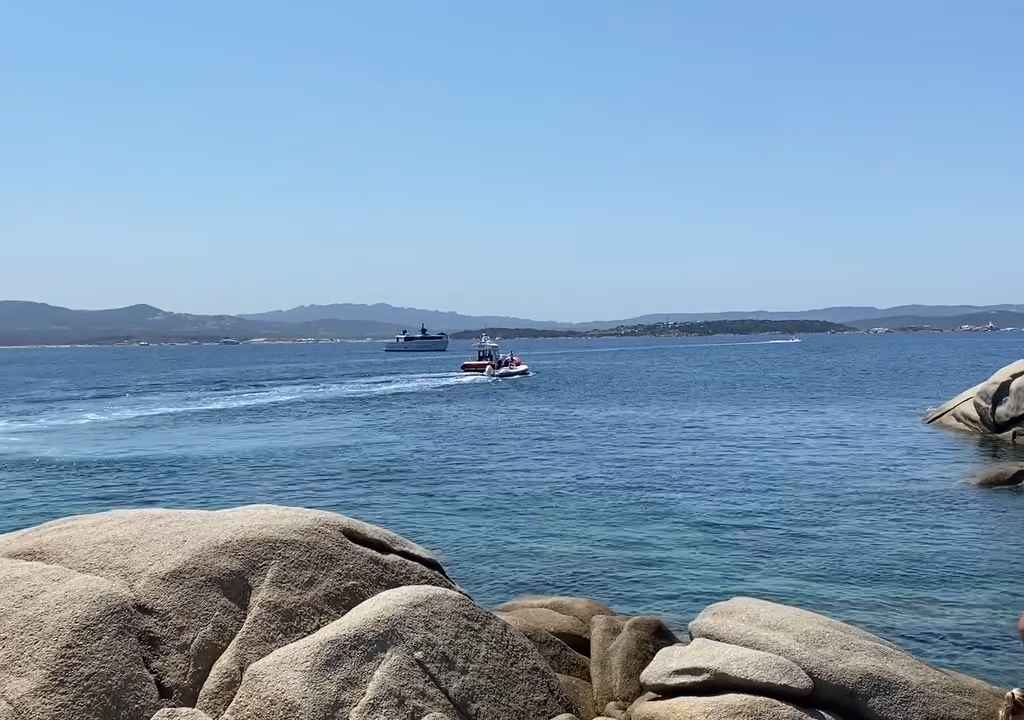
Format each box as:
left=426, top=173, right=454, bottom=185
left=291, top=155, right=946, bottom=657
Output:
left=1, top=334, right=1022, bottom=684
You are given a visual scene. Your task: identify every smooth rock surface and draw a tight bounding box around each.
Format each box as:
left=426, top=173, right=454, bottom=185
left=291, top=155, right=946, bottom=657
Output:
left=925, top=359, right=1024, bottom=441
left=641, top=638, right=813, bottom=698
left=631, top=693, right=834, bottom=720
left=497, top=606, right=592, bottom=655
left=591, top=615, right=678, bottom=710
left=496, top=595, right=614, bottom=626
left=558, top=675, right=596, bottom=720
left=221, top=585, right=571, bottom=720
left=0, top=505, right=456, bottom=717
left=0, top=558, right=160, bottom=720
left=690, top=597, right=1004, bottom=720
left=496, top=612, right=591, bottom=680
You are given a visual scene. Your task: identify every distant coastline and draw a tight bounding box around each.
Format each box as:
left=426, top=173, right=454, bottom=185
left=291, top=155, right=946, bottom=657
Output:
left=452, top=319, right=853, bottom=340
left=1, top=299, right=1021, bottom=347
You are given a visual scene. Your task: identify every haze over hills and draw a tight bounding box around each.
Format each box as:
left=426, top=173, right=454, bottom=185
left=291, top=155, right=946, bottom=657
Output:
left=0, top=301, right=402, bottom=346
left=246, top=302, right=1024, bottom=330
left=2, top=300, right=1023, bottom=345
left=240, top=303, right=566, bottom=331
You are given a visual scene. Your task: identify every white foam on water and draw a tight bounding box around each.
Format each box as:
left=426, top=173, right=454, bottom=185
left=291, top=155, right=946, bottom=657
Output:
left=0, top=372, right=490, bottom=432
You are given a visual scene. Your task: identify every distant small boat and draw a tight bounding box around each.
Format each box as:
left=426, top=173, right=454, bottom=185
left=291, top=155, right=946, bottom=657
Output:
left=384, top=324, right=449, bottom=352
left=219, top=338, right=241, bottom=345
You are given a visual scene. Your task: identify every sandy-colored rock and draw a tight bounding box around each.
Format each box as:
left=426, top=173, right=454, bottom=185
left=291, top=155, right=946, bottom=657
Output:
left=221, top=585, right=571, bottom=720
left=925, top=359, right=1024, bottom=442
left=631, top=693, right=834, bottom=720
left=0, top=505, right=456, bottom=718
left=0, top=558, right=160, bottom=720
left=602, top=700, right=629, bottom=719
left=1018, top=612, right=1024, bottom=640
left=971, top=464, right=1024, bottom=488
left=690, top=597, right=1004, bottom=720
left=591, top=615, right=678, bottom=710
left=151, top=710, right=215, bottom=719
left=497, top=612, right=591, bottom=680
left=496, top=595, right=614, bottom=625
left=974, top=374, right=1024, bottom=432
left=497, top=607, right=591, bottom=654
left=641, top=638, right=813, bottom=698
left=558, top=675, right=596, bottom=720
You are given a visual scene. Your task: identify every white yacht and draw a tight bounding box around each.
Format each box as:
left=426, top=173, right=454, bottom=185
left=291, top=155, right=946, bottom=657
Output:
left=384, top=324, right=449, bottom=352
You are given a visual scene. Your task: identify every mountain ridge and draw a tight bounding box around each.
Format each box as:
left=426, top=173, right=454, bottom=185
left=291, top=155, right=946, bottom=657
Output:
left=2, top=300, right=1023, bottom=346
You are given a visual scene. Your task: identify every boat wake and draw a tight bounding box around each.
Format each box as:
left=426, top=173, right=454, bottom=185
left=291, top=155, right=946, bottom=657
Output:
left=0, top=372, right=490, bottom=432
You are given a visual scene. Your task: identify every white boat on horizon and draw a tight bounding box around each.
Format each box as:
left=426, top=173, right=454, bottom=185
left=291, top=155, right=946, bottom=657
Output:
left=384, top=324, right=449, bottom=352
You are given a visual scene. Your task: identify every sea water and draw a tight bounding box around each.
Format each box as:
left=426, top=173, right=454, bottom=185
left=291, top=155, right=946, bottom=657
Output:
left=1, top=333, right=1022, bottom=685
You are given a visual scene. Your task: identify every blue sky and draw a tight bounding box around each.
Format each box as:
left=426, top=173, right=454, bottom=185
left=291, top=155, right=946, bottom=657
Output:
left=2, top=2, right=1021, bottom=321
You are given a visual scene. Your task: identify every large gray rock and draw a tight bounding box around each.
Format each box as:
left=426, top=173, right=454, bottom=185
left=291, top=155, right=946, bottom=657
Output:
left=0, top=558, right=161, bottom=720
left=641, top=638, right=813, bottom=698
left=689, top=597, right=1004, bottom=720
left=591, top=615, right=678, bottom=710
left=0, top=505, right=457, bottom=718
left=496, top=607, right=592, bottom=655
left=495, top=595, right=614, bottom=626
left=220, top=585, right=572, bottom=720
left=497, top=612, right=591, bottom=680
left=630, top=693, right=835, bottom=720
left=925, top=359, right=1024, bottom=442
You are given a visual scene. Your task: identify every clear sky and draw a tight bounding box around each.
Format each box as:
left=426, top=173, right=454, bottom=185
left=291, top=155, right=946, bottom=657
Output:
left=2, top=2, right=1021, bottom=321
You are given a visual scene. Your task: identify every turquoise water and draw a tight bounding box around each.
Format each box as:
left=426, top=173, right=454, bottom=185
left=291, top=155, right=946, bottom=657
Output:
left=1, top=334, right=1022, bottom=685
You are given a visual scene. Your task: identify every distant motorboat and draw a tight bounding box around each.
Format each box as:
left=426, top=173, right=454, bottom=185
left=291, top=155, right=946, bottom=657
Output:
left=384, top=324, right=449, bottom=352
left=461, top=334, right=530, bottom=377
left=219, top=338, right=241, bottom=345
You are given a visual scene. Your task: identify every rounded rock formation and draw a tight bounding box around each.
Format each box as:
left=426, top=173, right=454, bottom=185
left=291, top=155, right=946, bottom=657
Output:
left=0, top=506, right=457, bottom=720
left=925, top=359, right=1024, bottom=442
left=220, top=585, right=572, bottom=720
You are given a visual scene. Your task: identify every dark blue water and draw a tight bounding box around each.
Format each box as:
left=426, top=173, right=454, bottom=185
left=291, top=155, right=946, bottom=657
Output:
left=1, top=334, right=1022, bottom=685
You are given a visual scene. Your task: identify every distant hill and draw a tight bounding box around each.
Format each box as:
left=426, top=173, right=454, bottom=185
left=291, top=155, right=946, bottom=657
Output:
left=243, top=302, right=1024, bottom=332
left=241, top=303, right=567, bottom=332
left=452, top=319, right=852, bottom=339
left=845, top=310, right=1024, bottom=331
left=0, top=301, right=403, bottom=345
left=5, top=299, right=1024, bottom=346
left=585, top=304, right=1024, bottom=329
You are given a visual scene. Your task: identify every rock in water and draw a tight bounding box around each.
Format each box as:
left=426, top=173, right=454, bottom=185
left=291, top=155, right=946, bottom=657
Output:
left=0, top=558, right=161, bottom=720
left=495, top=595, right=615, bottom=626
left=640, top=638, right=813, bottom=698
left=590, top=615, right=678, bottom=710
left=496, top=612, right=591, bottom=680
left=689, top=597, right=1004, bottom=720
left=0, top=505, right=457, bottom=718
left=220, top=585, right=572, bottom=720
left=496, top=606, right=592, bottom=655
left=630, top=693, right=834, bottom=720
left=925, top=359, right=1024, bottom=442
left=971, top=463, right=1024, bottom=488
